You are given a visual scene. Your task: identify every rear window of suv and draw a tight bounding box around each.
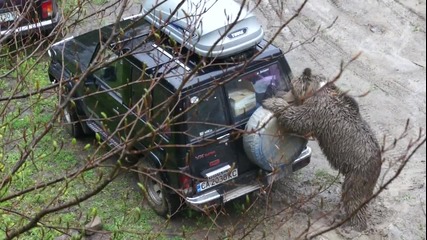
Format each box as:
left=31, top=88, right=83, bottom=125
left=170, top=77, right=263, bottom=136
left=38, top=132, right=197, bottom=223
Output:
left=225, top=63, right=289, bottom=122
left=185, top=63, right=290, bottom=140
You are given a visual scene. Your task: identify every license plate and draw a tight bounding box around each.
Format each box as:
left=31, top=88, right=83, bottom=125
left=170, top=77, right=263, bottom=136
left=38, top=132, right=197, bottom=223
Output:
left=196, top=168, right=238, bottom=192
left=0, top=12, right=17, bottom=22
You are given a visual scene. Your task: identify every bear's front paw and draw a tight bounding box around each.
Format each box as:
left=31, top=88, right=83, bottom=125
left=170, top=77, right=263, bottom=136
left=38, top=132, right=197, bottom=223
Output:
left=262, top=97, right=289, bottom=111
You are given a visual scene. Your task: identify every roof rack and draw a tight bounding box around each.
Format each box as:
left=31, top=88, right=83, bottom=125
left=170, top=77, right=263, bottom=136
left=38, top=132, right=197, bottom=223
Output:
left=142, top=0, right=264, bottom=58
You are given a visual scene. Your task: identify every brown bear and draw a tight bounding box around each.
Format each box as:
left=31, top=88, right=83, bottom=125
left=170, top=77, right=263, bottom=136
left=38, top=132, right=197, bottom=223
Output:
left=263, top=68, right=382, bottom=231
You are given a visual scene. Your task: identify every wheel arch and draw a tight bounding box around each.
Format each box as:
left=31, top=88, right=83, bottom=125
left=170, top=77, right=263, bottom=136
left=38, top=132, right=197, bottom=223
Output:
left=135, top=147, right=181, bottom=191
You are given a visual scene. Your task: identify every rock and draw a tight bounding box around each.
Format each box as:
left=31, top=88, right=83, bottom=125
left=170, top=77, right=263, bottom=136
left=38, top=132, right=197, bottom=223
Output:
left=54, top=235, right=68, bottom=240
left=315, top=230, right=343, bottom=240
left=388, top=224, right=403, bottom=240
left=54, top=230, right=81, bottom=240
left=85, top=216, right=103, bottom=236
left=86, top=232, right=112, bottom=240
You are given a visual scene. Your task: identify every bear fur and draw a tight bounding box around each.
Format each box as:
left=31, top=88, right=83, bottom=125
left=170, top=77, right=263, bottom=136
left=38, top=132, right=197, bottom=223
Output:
left=263, top=68, right=382, bottom=231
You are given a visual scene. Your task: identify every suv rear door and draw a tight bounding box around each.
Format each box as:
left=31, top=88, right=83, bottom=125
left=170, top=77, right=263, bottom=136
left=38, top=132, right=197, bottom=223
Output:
left=186, top=62, right=293, bottom=193
left=185, top=87, right=243, bottom=193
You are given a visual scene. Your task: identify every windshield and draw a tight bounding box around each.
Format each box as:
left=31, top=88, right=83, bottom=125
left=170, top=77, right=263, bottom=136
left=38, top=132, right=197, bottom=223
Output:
left=225, top=63, right=290, bottom=121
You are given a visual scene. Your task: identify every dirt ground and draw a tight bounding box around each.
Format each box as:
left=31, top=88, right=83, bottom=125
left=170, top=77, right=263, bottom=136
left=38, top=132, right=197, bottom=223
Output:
left=74, top=0, right=426, bottom=239
left=253, top=0, right=426, bottom=239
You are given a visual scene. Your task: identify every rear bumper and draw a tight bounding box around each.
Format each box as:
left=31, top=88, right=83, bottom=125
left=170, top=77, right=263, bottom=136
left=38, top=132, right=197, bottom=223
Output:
left=1, top=13, right=61, bottom=37
left=186, top=147, right=312, bottom=206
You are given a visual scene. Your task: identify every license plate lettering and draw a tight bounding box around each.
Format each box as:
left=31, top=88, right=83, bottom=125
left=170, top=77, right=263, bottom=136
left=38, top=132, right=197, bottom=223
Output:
left=0, top=12, right=17, bottom=22
left=197, top=169, right=238, bottom=192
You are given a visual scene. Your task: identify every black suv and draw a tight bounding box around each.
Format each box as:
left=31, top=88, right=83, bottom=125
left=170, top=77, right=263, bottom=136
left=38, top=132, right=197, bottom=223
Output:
left=48, top=2, right=311, bottom=217
left=0, top=0, right=61, bottom=39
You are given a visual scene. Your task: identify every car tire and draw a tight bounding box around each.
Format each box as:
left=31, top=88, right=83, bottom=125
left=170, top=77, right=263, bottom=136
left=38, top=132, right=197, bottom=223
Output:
left=243, top=107, right=307, bottom=171
left=137, top=160, right=181, bottom=217
left=62, top=97, right=85, bottom=138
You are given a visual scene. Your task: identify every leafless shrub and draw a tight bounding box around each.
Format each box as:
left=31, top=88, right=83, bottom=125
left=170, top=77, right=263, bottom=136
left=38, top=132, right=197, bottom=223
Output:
left=0, top=0, right=424, bottom=239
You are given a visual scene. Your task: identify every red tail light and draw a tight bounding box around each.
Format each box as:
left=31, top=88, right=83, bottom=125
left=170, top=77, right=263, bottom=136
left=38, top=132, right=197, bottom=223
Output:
left=41, top=0, right=53, bottom=19
left=179, top=174, right=192, bottom=194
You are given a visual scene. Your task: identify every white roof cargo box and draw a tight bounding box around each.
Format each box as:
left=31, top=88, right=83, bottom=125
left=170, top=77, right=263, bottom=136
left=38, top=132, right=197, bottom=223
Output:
left=142, top=0, right=264, bottom=58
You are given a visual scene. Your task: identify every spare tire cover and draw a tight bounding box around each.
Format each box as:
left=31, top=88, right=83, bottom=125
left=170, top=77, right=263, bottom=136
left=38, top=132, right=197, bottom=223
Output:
left=243, top=107, right=307, bottom=172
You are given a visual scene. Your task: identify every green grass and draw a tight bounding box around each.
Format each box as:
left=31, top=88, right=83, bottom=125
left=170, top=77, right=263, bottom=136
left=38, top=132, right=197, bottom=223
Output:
left=59, top=0, right=110, bottom=18
left=93, top=0, right=109, bottom=5
left=314, top=169, right=339, bottom=187
left=0, top=55, right=168, bottom=239
left=0, top=13, right=171, bottom=235
left=0, top=16, right=183, bottom=238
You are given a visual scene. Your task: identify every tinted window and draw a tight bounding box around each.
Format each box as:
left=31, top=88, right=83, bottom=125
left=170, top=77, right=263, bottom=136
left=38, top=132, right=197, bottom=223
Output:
left=93, top=49, right=129, bottom=98
left=130, top=63, right=147, bottom=106
left=186, top=88, right=227, bottom=139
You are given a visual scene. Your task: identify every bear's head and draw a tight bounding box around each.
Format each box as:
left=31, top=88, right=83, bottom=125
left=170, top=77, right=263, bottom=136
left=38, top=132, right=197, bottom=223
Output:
left=291, top=68, right=327, bottom=104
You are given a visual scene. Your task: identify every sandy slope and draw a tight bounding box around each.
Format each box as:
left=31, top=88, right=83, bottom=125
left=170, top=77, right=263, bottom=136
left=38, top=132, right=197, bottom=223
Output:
left=252, top=0, right=426, bottom=239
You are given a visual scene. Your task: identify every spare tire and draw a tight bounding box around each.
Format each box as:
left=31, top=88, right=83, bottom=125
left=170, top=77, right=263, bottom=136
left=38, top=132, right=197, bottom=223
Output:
left=243, top=107, right=307, bottom=172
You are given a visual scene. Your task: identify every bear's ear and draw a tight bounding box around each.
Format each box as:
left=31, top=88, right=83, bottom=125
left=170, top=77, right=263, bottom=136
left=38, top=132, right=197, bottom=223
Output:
left=303, top=68, right=312, bottom=78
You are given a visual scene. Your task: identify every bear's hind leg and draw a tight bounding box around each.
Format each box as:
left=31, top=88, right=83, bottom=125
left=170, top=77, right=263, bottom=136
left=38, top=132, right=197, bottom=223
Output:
left=341, top=172, right=374, bottom=231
